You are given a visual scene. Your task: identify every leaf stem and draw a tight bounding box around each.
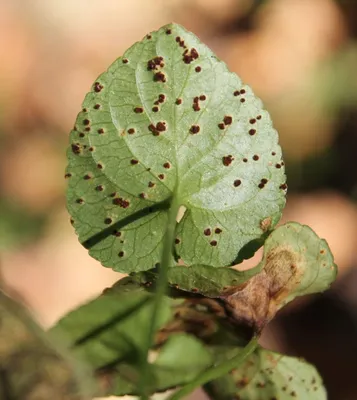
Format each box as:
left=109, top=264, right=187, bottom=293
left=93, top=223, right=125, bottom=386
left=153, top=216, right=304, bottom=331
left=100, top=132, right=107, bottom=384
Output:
left=139, top=195, right=180, bottom=399
left=167, top=336, right=259, bottom=400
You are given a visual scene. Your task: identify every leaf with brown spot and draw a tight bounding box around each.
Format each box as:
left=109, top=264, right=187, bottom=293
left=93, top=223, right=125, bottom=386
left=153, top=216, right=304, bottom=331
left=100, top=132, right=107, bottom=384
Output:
left=204, top=346, right=327, bottom=400
left=221, top=222, right=337, bottom=332
left=66, top=23, right=286, bottom=273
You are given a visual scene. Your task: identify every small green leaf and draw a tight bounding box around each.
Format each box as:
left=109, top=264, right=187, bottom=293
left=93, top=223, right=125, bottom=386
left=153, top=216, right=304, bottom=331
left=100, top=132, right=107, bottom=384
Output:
left=66, top=23, right=286, bottom=273
left=0, top=290, right=93, bottom=399
left=154, top=333, right=213, bottom=390
left=204, top=346, right=327, bottom=400
left=49, top=289, right=172, bottom=370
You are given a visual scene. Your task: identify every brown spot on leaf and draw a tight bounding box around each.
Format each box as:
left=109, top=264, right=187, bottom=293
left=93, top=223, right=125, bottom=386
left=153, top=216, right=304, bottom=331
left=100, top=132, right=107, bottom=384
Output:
left=128, top=128, right=135, bottom=134
left=156, top=122, right=166, bottom=132
left=96, top=185, right=104, bottom=191
left=152, top=106, right=159, bottom=112
left=122, top=58, right=128, bottom=64
left=215, top=228, right=222, bottom=234
left=113, top=197, right=130, bottom=208
left=190, top=125, right=200, bottom=134
left=195, top=66, right=201, bottom=72
left=154, top=71, right=166, bottom=82
left=249, top=129, right=256, bottom=136
left=253, top=155, right=259, bottom=161
left=71, top=143, right=81, bottom=155
left=118, top=251, right=124, bottom=257
left=222, top=155, right=234, bottom=166
left=234, top=179, right=241, bottom=187
left=163, top=162, right=171, bottom=169
left=104, top=218, right=112, bottom=225
left=166, top=28, right=172, bottom=34
left=97, top=128, right=104, bottom=134
left=134, top=107, right=144, bottom=113
left=94, top=82, right=103, bottom=92
left=76, top=198, right=84, bottom=204
left=176, top=98, right=182, bottom=105
left=158, top=174, right=165, bottom=180
left=218, top=123, right=225, bottom=130
left=210, top=240, right=217, bottom=246
left=148, top=181, right=155, bottom=188
left=204, top=228, right=211, bottom=236
left=130, top=159, right=139, bottom=165
left=224, top=116, right=233, bottom=125
left=183, top=48, right=199, bottom=64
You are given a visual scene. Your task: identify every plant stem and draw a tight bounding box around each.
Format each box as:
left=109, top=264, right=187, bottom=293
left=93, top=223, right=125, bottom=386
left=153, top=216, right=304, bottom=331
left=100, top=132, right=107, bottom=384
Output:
left=167, top=336, right=259, bottom=400
left=139, top=195, right=180, bottom=399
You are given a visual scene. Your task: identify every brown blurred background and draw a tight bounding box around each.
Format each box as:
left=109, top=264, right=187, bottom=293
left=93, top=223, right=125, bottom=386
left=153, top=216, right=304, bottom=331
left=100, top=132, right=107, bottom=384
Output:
left=1, top=0, right=357, bottom=399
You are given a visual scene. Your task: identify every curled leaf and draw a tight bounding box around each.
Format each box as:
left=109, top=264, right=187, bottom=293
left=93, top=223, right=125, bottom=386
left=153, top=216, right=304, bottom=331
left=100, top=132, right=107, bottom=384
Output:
left=221, top=222, right=337, bottom=332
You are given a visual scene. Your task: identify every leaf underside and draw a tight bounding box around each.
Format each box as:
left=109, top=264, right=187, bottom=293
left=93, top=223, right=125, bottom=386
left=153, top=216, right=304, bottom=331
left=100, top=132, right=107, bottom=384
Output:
left=66, top=23, right=286, bottom=273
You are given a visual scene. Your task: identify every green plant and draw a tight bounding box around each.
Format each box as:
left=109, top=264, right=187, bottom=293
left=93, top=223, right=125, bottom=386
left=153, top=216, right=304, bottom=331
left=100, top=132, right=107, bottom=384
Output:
left=0, top=23, right=337, bottom=400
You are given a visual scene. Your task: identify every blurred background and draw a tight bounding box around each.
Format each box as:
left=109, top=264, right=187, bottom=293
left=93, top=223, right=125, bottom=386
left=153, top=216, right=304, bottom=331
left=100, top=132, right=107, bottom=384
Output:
left=0, top=0, right=357, bottom=399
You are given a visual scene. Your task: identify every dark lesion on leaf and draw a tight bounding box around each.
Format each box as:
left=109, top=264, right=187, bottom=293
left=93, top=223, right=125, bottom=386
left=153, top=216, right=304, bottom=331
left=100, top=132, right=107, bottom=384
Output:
left=220, top=245, right=303, bottom=333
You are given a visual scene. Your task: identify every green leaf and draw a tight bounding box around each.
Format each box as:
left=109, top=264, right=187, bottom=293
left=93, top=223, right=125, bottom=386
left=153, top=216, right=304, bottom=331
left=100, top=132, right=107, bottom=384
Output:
left=262, top=221, right=337, bottom=307
left=136, top=264, right=260, bottom=297
left=97, top=334, right=214, bottom=397
left=221, top=222, right=337, bottom=331
left=204, top=346, right=327, bottom=400
left=66, top=23, right=286, bottom=273
left=0, top=290, right=93, bottom=399
left=153, top=333, right=213, bottom=389
left=49, top=288, right=172, bottom=370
